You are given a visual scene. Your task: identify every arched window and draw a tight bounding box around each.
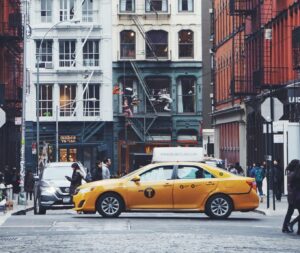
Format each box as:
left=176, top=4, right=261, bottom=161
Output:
left=120, top=30, right=136, bottom=59
left=178, top=30, right=194, bottom=58
left=146, top=30, right=168, bottom=58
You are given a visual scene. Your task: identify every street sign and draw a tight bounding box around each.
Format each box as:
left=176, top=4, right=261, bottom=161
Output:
left=0, top=108, right=6, bottom=128
left=261, top=97, right=284, bottom=122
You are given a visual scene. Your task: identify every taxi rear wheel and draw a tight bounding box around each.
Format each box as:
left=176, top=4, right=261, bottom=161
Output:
left=205, top=194, right=233, bottom=219
left=96, top=193, right=123, bottom=218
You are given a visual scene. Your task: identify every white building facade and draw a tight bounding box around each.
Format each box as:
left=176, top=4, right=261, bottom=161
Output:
left=25, top=0, right=113, bottom=171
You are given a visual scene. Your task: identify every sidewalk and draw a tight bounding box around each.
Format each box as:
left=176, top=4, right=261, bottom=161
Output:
left=0, top=199, right=34, bottom=226
left=256, top=195, right=289, bottom=216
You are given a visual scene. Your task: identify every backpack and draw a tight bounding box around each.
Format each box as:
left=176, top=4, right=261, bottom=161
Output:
left=255, top=168, right=264, bottom=182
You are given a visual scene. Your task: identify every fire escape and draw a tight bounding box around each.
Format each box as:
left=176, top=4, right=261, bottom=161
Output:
left=0, top=0, right=23, bottom=109
left=118, top=0, right=171, bottom=143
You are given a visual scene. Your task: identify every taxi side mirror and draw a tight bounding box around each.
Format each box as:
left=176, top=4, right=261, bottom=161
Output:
left=132, top=175, right=141, bottom=182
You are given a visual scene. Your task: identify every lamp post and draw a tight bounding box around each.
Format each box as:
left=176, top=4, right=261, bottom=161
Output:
left=36, top=19, right=79, bottom=172
left=55, top=98, right=96, bottom=162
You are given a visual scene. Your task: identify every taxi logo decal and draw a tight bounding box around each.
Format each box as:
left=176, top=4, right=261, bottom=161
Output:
left=144, top=188, right=155, bottom=198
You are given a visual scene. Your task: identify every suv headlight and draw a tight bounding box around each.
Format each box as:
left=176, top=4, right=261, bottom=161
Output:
left=41, top=186, right=57, bottom=195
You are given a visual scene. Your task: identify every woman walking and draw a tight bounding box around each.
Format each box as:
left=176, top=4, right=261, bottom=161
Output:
left=282, top=159, right=300, bottom=234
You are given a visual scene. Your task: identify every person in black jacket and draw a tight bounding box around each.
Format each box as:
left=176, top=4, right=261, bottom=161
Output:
left=65, top=163, right=84, bottom=195
left=92, top=161, right=103, bottom=181
left=282, top=159, right=300, bottom=234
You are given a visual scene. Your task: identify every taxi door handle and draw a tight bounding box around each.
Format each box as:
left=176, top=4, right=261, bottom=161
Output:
left=206, top=182, right=215, bottom=186
left=164, top=183, right=172, bottom=187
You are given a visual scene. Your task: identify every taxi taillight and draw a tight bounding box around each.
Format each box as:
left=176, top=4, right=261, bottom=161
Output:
left=246, top=181, right=257, bottom=191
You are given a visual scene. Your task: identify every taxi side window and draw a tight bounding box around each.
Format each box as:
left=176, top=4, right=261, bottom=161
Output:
left=140, top=166, right=173, bottom=182
left=177, top=166, right=214, bottom=180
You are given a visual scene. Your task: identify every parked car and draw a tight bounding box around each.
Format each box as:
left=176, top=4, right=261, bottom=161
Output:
left=73, top=161, right=259, bottom=219
left=34, top=162, right=87, bottom=215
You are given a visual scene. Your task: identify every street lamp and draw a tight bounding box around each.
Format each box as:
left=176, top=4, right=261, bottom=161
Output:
left=36, top=19, right=80, bottom=172
left=55, top=98, right=97, bottom=162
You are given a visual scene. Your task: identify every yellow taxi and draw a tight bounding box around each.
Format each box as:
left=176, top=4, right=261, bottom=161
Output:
left=73, top=162, right=259, bottom=219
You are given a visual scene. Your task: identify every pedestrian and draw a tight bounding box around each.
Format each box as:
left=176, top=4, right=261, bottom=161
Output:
left=65, top=163, right=84, bottom=195
left=92, top=161, right=103, bottom=181
left=273, top=160, right=284, bottom=201
left=282, top=159, right=300, bottom=234
left=11, top=167, right=20, bottom=201
left=102, top=158, right=111, bottom=179
left=229, top=165, right=238, bottom=175
left=250, top=162, right=265, bottom=203
left=235, top=162, right=244, bottom=176
left=24, top=171, right=34, bottom=201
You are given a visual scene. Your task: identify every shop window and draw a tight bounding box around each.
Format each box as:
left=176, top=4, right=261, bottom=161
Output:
left=120, top=30, right=136, bottom=59
left=60, top=0, right=76, bottom=21
left=41, top=0, right=52, bottom=22
left=120, top=0, right=135, bottom=12
left=59, top=40, right=76, bottom=67
left=36, top=40, right=53, bottom=68
left=59, top=85, right=76, bottom=116
left=82, top=0, right=93, bottom=22
left=146, top=30, right=168, bottom=59
left=178, top=30, right=194, bottom=58
left=177, top=77, right=195, bottom=113
left=178, top=0, right=193, bottom=12
left=146, top=0, right=168, bottom=12
left=83, top=84, right=100, bottom=116
left=83, top=40, right=99, bottom=66
left=39, top=85, right=53, bottom=117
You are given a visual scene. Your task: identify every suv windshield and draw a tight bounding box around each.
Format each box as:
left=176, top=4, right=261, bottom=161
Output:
left=43, top=166, right=72, bottom=180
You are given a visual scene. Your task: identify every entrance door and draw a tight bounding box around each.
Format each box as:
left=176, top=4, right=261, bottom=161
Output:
left=59, top=148, right=77, bottom=162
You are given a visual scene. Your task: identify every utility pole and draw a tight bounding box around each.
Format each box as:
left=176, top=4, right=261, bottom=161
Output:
left=20, top=0, right=28, bottom=204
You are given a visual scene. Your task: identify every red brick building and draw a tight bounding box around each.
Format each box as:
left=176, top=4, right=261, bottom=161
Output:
left=0, top=0, right=23, bottom=169
left=212, top=0, right=300, bottom=169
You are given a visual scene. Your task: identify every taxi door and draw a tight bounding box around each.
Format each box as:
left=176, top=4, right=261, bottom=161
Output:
left=173, top=165, right=218, bottom=209
left=125, top=165, right=174, bottom=209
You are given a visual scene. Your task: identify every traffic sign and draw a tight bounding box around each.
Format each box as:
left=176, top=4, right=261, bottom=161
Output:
left=0, top=108, right=6, bottom=128
left=261, top=97, right=284, bottom=122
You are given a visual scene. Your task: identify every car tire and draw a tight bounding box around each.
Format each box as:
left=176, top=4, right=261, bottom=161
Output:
left=96, top=193, right=123, bottom=218
left=205, top=194, right=233, bottom=219
left=34, top=197, right=46, bottom=215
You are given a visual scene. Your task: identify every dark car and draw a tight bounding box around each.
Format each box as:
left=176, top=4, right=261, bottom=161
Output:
left=34, top=162, right=86, bottom=215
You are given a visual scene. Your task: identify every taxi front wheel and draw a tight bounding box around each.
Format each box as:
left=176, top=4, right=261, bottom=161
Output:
left=205, top=194, right=233, bottom=219
left=96, top=193, right=124, bottom=218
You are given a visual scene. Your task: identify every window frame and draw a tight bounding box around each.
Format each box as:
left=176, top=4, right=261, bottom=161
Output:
left=82, top=0, right=93, bottom=22
left=119, top=0, right=135, bottom=13
left=146, top=30, right=169, bottom=59
left=145, top=0, right=168, bottom=13
left=178, top=0, right=194, bottom=12
left=59, top=40, right=76, bottom=67
left=36, top=40, right=53, bottom=68
left=83, top=40, right=99, bottom=66
left=177, top=77, right=196, bottom=114
left=175, top=165, right=215, bottom=180
left=120, top=30, right=136, bottom=59
left=139, top=165, right=175, bottom=182
left=39, top=84, right=53, bottom=117
left=83, top=84, right=100, bottom=117
left=60, top=0, right=76, bottom=21
left=41, top=0, right=52, bottom=23
left=59, top=84, right=77, bottom=117
left=178, top=30, right=194, bottom=59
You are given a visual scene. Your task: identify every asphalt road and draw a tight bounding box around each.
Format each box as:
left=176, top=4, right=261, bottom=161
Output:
left=0, top=210, right=299, bottom=253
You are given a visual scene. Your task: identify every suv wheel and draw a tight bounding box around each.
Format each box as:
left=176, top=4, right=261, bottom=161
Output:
left=96, top=193, right=123, bottom=218
left=205, top=194, right=232, bottom=219
left=34, top=197, right=46, bottom=215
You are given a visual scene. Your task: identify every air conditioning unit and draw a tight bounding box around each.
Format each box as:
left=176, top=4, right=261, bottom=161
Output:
left=45, top=63, right=53, bottom=69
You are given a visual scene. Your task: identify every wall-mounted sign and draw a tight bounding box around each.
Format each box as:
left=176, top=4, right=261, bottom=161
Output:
left=60, top=135, right=77, bottom=144
left=288, top=87, right=300, bottom=103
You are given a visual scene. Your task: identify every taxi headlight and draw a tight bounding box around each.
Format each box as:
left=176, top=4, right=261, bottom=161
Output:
left=79, top=187, right=95, bottom=194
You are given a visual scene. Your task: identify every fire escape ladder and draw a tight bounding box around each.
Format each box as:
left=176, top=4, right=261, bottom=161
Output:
left=131, top=15, right=158, bottom=61
left=82, top=122, right=105, bottom=143
left=127, top=117, right=154, bottom=142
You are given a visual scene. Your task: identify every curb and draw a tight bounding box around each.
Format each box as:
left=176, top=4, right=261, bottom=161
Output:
left=252, top=209, right=266, bottom=216
left=11, top=206, right=34, bottom=216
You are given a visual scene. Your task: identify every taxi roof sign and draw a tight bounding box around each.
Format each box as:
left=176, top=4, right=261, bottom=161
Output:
left=152, top=147, right=203, bottom=163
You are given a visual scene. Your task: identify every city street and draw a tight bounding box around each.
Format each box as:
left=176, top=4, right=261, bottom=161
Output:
left=0, top=210, right=299, bottom=253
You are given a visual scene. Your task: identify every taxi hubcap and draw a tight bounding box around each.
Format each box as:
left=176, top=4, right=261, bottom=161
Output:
left=211, top=198, right=229, bottom=216
left=101, top=197, right=120, bottom=215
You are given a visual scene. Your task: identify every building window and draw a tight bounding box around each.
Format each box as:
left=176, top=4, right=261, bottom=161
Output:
left=59, top=40, right=76, bottom=67
left=83, top=40, right=99, bottom=66
left=178, top=0, right=193, bottom=12
left=177, top=77, right=195, bottom=113
left=120, top=0, right=135, bottom=12
left=36, top=40, right=53, bottom=68
left=60, top=0, right=76, bottom=21
left=120, top=31, right=136, bottom=59
left=146, top=30, right=168, bottom=59
left=39, top=85, right=53, bottom=117
left=41, top=0, right=52, bottom=22
left=83, top=84, right=100, bottom=116
left=178, top=30, right=194, bottom=58
left=82, top=0, right=93, bottom=22
left=146, top=0, right=168, bottom=12
left=60, top=85, right=76, bottom=116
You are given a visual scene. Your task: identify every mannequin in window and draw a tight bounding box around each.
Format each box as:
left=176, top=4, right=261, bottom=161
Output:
left=158, top=89, right=173, bottom=111
left=123, top=98, right=133, bottom=117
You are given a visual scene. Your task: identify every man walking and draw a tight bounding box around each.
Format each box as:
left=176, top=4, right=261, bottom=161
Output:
left=102, top=158, right=111, bottom=179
